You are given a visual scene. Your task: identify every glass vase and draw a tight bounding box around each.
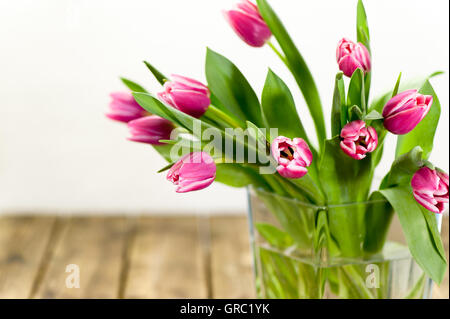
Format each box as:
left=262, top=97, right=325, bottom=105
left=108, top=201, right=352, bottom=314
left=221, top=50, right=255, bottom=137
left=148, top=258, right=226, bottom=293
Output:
left=247, top=187, right=436, bottom=299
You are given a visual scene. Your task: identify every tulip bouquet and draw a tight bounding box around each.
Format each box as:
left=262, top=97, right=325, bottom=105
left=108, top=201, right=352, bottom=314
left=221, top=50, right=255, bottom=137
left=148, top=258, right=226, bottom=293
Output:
left=107, top=0, right=448, bottom=298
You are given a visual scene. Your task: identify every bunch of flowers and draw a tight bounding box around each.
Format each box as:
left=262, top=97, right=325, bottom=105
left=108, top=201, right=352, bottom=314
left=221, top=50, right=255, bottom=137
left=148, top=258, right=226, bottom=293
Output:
left=107, top=0, right=448, bottom=286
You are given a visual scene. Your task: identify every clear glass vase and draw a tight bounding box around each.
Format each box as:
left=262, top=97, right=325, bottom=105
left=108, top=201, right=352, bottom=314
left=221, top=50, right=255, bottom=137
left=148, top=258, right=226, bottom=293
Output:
left=247, top=187, right=436, bottom=299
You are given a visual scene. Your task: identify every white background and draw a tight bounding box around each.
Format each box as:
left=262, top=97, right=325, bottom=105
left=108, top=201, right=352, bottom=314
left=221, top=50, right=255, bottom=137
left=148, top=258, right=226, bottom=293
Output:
left=0, top=0, right=448, bottom=214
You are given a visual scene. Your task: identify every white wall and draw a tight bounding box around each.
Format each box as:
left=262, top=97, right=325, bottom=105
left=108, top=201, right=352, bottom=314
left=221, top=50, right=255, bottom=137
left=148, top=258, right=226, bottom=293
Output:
left=0, top=0, right=448, bottom=214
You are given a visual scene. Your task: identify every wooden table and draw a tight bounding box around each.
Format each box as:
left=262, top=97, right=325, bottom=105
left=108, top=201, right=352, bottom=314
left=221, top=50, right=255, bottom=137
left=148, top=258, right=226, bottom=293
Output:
left=0, top=215, right=447, bottom=299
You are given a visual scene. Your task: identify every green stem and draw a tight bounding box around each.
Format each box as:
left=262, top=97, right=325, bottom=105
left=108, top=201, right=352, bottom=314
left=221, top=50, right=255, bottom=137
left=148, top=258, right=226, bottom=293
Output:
left=207, top=104, right=243, bottom=128
left=267, top=41, right=289, bottom=66
left=267, top=40, right=326, bottom=153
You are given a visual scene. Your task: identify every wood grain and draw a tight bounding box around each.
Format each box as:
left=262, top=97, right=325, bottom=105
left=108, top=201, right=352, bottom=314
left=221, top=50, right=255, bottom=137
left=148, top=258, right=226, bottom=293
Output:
left=33, top=217, right=128, bottom=298
left=0, top=216, right=56, bottom=298
left=0, top=215, right=447, bottom=299
left=210, top=216, right=255, bottom=298
left=123, top=216, right=208, bottom=298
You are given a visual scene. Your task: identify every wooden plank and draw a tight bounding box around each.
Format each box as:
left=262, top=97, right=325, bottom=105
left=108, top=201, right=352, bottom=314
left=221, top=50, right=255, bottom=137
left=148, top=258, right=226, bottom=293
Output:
left=33, top=217, right=128, bottom=298
left=0, top=216, right=56, bottom=298
left=123, top=216, right=208, bottom=298
left=210, top=216, right=255, bottom=298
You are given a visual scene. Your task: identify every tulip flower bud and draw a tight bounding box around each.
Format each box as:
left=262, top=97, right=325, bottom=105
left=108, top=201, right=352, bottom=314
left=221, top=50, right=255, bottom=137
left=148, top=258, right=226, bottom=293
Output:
left=127, top=115, right=175, bottom=145
left=382, top=89, right=433, bottom=135
left=336, top=38, right=371, bottom=77
left=340, top=120, right=378, bottom=160
left=106, top=92, right=148, bottom=123
left=158, top=75, right=211, bottom=118
left=271, top=136, right=313, bottom=179
left=411, top=167, right=449, bottom=214
left=167, top=152, right=216, bottom=193
left=223, top=0, right=271, bottom=48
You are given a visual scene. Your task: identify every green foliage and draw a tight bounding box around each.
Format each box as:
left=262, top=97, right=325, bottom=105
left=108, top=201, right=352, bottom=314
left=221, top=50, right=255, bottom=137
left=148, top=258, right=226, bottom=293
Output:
left=380, top=187, right=446, bottom=284
left=261, top=69, right=309, bottom=143
left=143, top=60, right=167, bottom=85
left=331, top=72, right=346, bottom=137
left=120, top=77, right=147, bottom=93
left=347, top=68, right=366, bottom=115
left=256, top=0, right=326, bottom=148
left=205, top=48, right=265, bottom=128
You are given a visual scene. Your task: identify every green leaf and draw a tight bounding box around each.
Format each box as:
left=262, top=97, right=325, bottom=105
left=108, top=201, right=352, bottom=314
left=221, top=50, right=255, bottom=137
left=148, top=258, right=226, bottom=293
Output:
left=347, top=68, right=366, bottom=114
left=348, top=105, right=364, bottom=121
left=260, top=70, right=320, bottom=181
left=246, top=120, right=269, bottom=146
left=392, top=72, right=402, bottom=97
left=255, top=223, right=294, bottom=249
left=395, top=80, right=441, bottom=159
left=356, top=0, right=370, bottom=52
left=382, top=146, right=424, bottom=188
left=319, top=137, right=373, bottom=204
left=331, top=72, right=346, bottom=136
left=132, top=93, right=226, bottom=155
left=287, top=175, right=325, bottom=206
left=319, top=137, right=373, bottom=256
left=256, top=0, right=326, bottom=148
left=356, top=0, right=371, bottom=102
left=379, top=187, right=447, bottom=284
left=143, top=60, right=167, bottom=85
left=205, top=48, right=265, bottom=128
left=261, top=69, right=309, bottom=143
left=422, top=206, right=447, bottom=262
left=215, top=164, right=268, bottom=188
left=132, top=92, right=179, bottom=124
left=120, top=77, right=147, bottom=93
left=157, top=162, right=175, bottom=173
left=364, top=110, right=383, bottom=120
left=363, top=192, right=393, bottom=254
left=133, top=93, right=274, bottom=166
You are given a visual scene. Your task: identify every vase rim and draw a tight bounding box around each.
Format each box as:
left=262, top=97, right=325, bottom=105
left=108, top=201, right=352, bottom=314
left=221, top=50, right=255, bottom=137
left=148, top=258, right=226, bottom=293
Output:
left=248, top=186, right=389, bottom=210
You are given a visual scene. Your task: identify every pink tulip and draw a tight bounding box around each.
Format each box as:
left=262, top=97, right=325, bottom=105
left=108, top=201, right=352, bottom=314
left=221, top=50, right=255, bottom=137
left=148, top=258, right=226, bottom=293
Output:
left=223, top=0, right=271, bottom=48
left=158, top=74, right=210, bottom=118
left=336, top=38, right=371, bottom=77
left=271, top=136, right=313, bottom=179
left=127, top=115, right=175, bottom=145
left=411, top=167, right=449, bottom=214
left=167, top=152, right=216, bottom=193
left=106, top=92, right=148, bottom=123
left=340, top=120, right=378, bottom=160
left=382, top=89, right=433, bottom=135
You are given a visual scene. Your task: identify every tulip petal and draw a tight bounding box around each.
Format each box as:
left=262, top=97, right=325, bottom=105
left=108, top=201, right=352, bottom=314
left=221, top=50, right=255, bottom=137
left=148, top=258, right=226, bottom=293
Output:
left=167, top=89, right=211, bottom=118
left=293, top=138, right=313, bottom=167
left=382, top=89, right=417, bottom=117
left=106, top=92, right=147, bottom=123
left=167, top=152, right=216, bottom=193
left=277, top=164, right=308, bottom=179
left=338, top=54, right=362, bottom=77
left=169, top=74, right=210, bottom=96
left=127, top=116, right=174, bottom=145
left=384, top=104, right=430, bottom=135
left=413, top=191, right=440, bottom=214
left=224, top=10, right=271, bottom=47
left=176, top=176, right=215, bottom=193
left=411, top=167, right=439, bottom=193
left=340, top=120, right=366, bottom=139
